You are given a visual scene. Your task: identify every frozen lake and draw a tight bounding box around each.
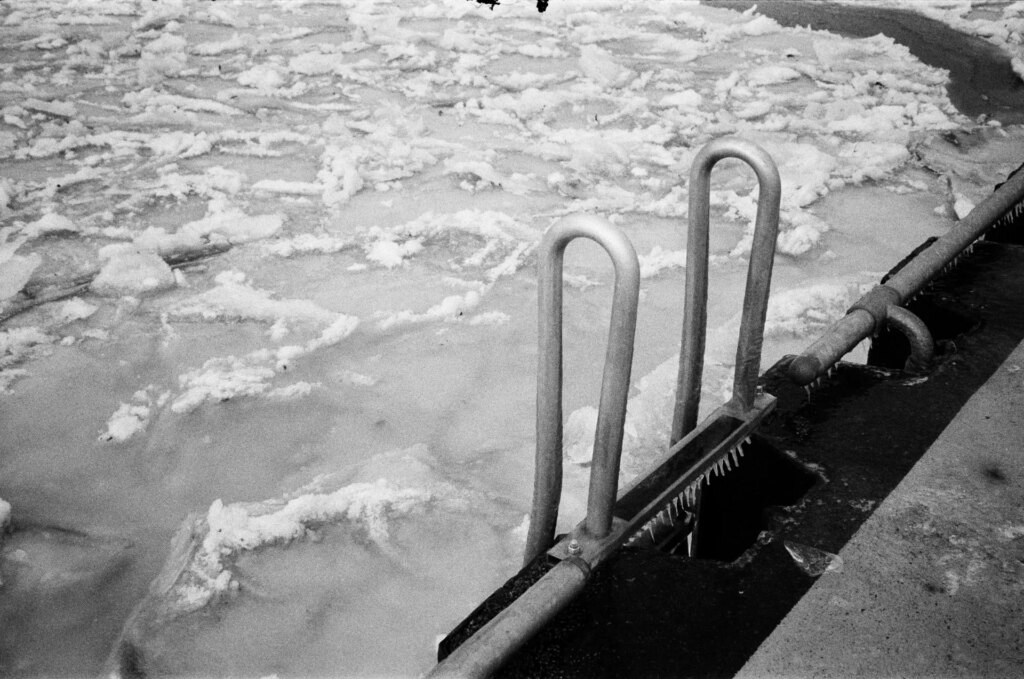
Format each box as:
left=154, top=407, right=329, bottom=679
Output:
left=1, top=0, right=1022, bottom=675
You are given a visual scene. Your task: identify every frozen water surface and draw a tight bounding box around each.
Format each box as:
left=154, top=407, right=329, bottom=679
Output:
left=1, top=0, right=1023, bottom=675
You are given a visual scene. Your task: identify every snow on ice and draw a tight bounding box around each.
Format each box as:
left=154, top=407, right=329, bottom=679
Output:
left=1, top=0, right=1023, bottom=675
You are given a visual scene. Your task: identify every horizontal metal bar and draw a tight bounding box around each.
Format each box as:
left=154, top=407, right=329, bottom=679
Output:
left=428, top=558, right=591, bottom=679
left=548, top=395, right=775, bottom=567
left=789, top=167, right=1024, bottom=384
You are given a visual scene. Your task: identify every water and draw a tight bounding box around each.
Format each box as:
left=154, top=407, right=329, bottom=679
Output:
left=0, top=0, right=1017, bottom=675
left=704, top=0, right=1024, bottom=124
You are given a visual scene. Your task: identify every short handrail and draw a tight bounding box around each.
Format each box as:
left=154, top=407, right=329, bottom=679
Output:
left=788, top=165, right=1024, bottom=385
left=523, top=214, right=640, bottom=566
left=671, top=138, right=782, bottom=444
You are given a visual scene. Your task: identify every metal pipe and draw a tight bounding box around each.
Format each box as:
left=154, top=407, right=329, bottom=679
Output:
left=428, top=558, right=591, bottom=679
left=788, top=166, right=1024, bottom=385
left=671, top=137, right=781, bottom=444
left=886, top=167, right=1024, bottom=300
left=524, top=214, right=640, bottom=565
left=886, top=305, right=934, bottom=374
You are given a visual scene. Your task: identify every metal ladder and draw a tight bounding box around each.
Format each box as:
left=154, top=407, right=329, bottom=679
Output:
left=430, top=137, right=782, bottom=679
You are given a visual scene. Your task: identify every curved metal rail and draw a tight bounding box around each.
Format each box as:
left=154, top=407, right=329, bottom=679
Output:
left=788, top=166, right=1024, bottom=385
left=431, top=139, right=783, bottom=679
left=523, top=214, right=640, bottom=566
left=672, top=137, right=782, bottom=443
left=886, top=305, right=934, bottom=374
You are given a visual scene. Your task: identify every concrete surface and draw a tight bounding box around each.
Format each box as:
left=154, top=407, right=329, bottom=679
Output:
left=737, top=340, right=1024, bottom=678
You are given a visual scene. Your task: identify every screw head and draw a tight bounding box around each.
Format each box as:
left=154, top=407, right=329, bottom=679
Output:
left=567, top=539, right=581, bottom=555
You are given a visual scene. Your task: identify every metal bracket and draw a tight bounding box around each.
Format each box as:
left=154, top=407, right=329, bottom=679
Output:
left=885, top=304, right=934, bottom=374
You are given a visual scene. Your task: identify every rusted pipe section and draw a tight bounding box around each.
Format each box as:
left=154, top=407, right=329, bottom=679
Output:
left=671, top=137, right=781, bottom=444
left=886, top=304, right=934, bottom=373
left=789, top=166, right=1024, bottom=385
left=428, top=557, right=591, bottom=679
left=524, top=214, right=640, bottom=566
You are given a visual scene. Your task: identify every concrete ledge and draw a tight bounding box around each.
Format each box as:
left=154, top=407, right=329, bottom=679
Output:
left=737, top=341, right=1024, bottom=678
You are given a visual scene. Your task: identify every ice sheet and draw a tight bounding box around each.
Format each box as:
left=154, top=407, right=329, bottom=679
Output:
left=1, top=0, right=1022, bottom=676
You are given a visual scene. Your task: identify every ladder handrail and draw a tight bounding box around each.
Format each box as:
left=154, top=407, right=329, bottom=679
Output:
left=671, top=138, right=781, bottom=444
left=523, top=214, right=640, bottom=566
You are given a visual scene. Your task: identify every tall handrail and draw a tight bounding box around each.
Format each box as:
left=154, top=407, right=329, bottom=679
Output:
left=671, top=138, right=782, bottom=444
left=523, top=214, right=640, bottom=565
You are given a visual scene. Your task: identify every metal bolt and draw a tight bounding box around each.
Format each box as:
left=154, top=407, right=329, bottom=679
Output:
left=567, top=539, right=581, bottom=556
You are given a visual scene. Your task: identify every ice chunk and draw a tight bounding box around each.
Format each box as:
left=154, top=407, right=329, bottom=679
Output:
left=0, top=228, right=41, bottom=303
left=138, top=33, right=188, bottom=85
left=237, top=64, right=288, bottom=92
left=99, top=403, right=152, bottom=442
left=192, top=33, right=245, bottom=56
left=638, top=245, right=687, bottom=279
left=251, top=180, right=322, bottom=196
left=376, top=290, right=482, bottom=331
left=0, top=327, right=54, bottom=391
left=266, top=382, right=318, bottom=400
left=578, top=45, right=634, bottom=89
left=169, top=271, right=338, bottom=325
left=0, top=498, right=10, bottom=532
left=564, top=406, right=598, bottom=465
left=20, top=212, right=78, bottom=239
left=1013, top=56, right=1024, bottom=82
left=168, top=311, right=357, bottom=413
left=746, top=65, right=802, bottom=86
left=57, top=298, right=98, bottom=323
left=263, top=233, right=350, bottom=258
left=134, top=0, right=186, bottom=31
left=365, top=238, right=424, bottom=268
left=733, top=100, right=772, bottom=120
left=23, top=98, right=77, bottom=118
left=443, top=158, right=504, bottom=191
left=784, top=540, right=843, bottom=576
left=764, top=283, right=863, bottom=338
left=90, top=245, right=176, bottom=297
left=953, top=194, right=976, bottom=219
left=0, top=179, right=14, bottom=216
left=185, top=207, right=283, bottom=244
left=171, top=357, right=277, bottom=413
left=148, top=131, right=212, bottom=159
left=658, top=90, right=703, bottom=111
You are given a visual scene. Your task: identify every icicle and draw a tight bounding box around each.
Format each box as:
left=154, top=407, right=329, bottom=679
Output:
left=647, top=522, right=655, bottom=542
left=730, top=447, right=740, bottom=467
left=803, top=384, right=811, bottom=401
left=724, top=454, right=732, bottom=472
